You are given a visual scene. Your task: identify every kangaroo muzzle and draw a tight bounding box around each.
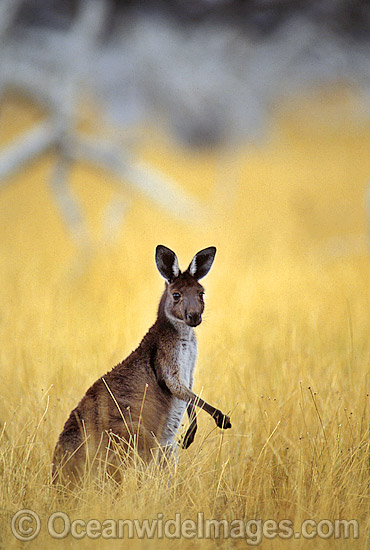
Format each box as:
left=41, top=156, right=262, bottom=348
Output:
left=186, top=311, right=201, bottom=327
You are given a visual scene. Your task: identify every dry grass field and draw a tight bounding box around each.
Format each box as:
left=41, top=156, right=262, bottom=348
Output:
left=1, top=91, right=370, bottom=548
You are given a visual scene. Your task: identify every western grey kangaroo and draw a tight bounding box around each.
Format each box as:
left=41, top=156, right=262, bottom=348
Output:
left=52, top=245, right=231, bottom=484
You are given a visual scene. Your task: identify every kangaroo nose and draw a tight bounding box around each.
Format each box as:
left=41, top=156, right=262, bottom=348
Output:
left=186, top=312, right=201, bottom=326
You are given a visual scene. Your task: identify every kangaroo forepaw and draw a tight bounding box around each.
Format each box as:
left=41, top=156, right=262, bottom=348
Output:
left=181, top=426, right=197, bottom=449
left=182, top=433, right=194, bottom=449
left=213, top=410, right=232, bottom=429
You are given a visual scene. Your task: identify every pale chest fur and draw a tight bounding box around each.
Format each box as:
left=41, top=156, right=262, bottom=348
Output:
left=161, top=333, right=197, bottom=447
left=176, top=336, right=197, bottom=386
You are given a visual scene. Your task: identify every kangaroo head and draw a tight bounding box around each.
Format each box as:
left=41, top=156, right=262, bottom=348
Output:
left=155, top=245, right=216, bottom=327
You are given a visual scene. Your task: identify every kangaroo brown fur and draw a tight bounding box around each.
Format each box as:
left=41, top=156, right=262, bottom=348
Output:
left=52, top=245, right=231, bottom=485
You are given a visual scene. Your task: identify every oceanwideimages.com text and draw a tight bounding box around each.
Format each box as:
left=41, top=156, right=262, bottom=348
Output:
left=11, top=510, right=359, bottom=545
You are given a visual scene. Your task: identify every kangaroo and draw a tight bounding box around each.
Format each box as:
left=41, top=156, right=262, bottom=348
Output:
left=52, top=245, right=231, bottom=485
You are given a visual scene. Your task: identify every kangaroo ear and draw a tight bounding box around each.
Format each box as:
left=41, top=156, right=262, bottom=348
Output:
left=187, top=247, right=216, bottom=280
left=155, top=245, right=180, bottom=283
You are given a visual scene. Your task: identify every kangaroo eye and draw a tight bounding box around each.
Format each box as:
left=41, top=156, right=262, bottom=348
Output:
left=172, top=292, right=181, bottom=302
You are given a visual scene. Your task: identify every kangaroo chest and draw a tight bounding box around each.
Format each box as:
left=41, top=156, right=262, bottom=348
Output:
left=161, top=336, right=197, bottom=447
left=176, top=337, right=197, bottom=385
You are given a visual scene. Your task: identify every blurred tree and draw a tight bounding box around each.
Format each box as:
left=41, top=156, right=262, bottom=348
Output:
left=0, top=0, right=369, bottom=254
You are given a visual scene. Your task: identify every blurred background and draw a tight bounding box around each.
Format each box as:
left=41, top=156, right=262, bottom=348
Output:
left=1, top=0, right=370, bottom=261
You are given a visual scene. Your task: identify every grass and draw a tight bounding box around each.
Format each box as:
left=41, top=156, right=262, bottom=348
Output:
left=1, top=91, right=370, bottom=548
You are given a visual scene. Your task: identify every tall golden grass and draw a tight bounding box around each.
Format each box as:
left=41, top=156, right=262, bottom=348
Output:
left=1, top=92, right=370, bottom=548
